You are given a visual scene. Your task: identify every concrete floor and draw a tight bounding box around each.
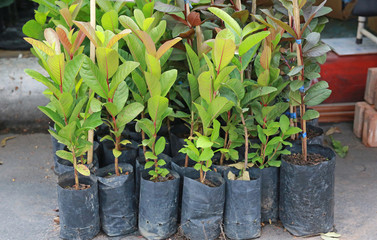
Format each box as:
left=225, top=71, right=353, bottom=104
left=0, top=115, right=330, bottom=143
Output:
left=0, top=122, right=376, bottom=240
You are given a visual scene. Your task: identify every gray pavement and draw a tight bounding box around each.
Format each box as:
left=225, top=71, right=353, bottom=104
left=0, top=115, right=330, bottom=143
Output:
left=0, top=122, right=376, bottom=240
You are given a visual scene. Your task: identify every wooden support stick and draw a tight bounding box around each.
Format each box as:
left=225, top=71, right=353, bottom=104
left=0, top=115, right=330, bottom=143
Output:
left=87, top=0, right=96, bottom=164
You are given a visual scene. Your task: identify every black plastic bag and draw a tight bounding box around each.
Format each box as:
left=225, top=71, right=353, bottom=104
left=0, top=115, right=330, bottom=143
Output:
left=280, top=144, right=336, bottom=236
left=57, top=172, right=100, bottom=240
left=100, top=139, right=138, bottom=168
left=135, top=154, right=172, bottom=203
left=251, top=166, right=280, bottom=223
left=180, top=171, right=225, bottom=240
left=96, top=163, right=137, bottom=236
left=138, top=170, right=180, bottom=239
left=169, top=124, right=190, bottom=157
left=224, top=168, right=261, bottom=239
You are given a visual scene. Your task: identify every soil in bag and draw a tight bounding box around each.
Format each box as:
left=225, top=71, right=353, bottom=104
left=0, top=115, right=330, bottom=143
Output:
left=57, top=172, right=100, bottom=240
left=280, top=144, right=336, bottom=236
left=96, top=163, right=137, bottom=236
left=180, top=171, right=225, bottom=240
left=224, top=168, right=261, bottom=239
left=138, top=170, right=180, bottom=240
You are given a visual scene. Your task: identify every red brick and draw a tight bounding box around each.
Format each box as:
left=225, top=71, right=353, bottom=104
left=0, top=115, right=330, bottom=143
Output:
left=362, top=108, right=377, bottom=147
left=354, top=102, right=374, bottom=138
left=364, top=68, right=377, bottom=104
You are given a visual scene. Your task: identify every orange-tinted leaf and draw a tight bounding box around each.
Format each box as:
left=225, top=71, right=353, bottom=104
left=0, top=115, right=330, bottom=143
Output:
left=60, top=8, right=73, bottom=27
left=106, top=29, right=131, bottom=48
left=24, top=37, right=55, bottom=56
left=156, top=37, right=182, bottom=59
left=188, top=12, right=201, bottom=27
left=76, top=164, right=90, bottom=176
left=137, top=30, right=156, bottom=56
left=72, top=30, right=86, bottom=54
left=260, top=44, right=271, bottom=70
left=73, top=20, right=98, bottom=47
left=56, top=27, right=72, bottom=54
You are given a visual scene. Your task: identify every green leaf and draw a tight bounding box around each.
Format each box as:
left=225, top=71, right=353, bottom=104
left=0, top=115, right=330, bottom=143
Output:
left=144, top=161, right=154, bottom=169
left=280, top=115, right=290, bottom=133
left=104, top=102, right=119, bottom=116
left=59, top=122, right=76, bottom=142
left=145, top=151, right=157, bottom=160
left=239, top=31, right=270, bottom=56
left=194, top=103, right=211, bottom=134
left=185, top=43, right=200, bottom=76
left=63, top=54, right=85, bottom=93
left=224, top=78, right=245, bottom=100
left=96, top=47, right=119, bottom=80
left=113, top=149, right=122, bottom=158
left=148, top=96, right=168, bottom=123
left=208, top=7, right=242, bottom=37
left=90, top=98, right=102, bottom=112
left=199, top=148, right=214, bottom=161
left=109, top=61, right=139, bottom=99
left=116, top=102, right=144, bottom=127
left=208, top=97, right=234, bottom=121
left=197, top=136, right=213, bottom=148
left=47, top=53, right=65, bottom=86
left=305, top=89, right=332, bottom=106
left=22, top=20, right=42, bottom=39
left=287, top=66, right=304, bottom=77
left=81, top=56, right=108, bottom=99
left=302, top=109, right=320, bottom=121
left=76, top=164, right=90, bottom=176
left=112, top=81, right=129, bottom=113
left=241, top=86, right=277, bottom=106
left=154, top=1, right=183, bottom=13
left=257, top=125, right=266, bottom=145
left=101, top=135, right=115, bottom=143
left=198, top=71, right=213, bottom=103
left=160, top=70, right=177, bottom=97
left=68, top=97, right=87, bottom=124
left=136, top=118, right=154, bottom=138
left=285, top=127, right=302, bottom=136
left=211, top=120, right=220, bottom=142
left=157, top=159, right=166, bottom=166
left=214, top=66, right=236, bottom=91
left=38, top=106, right=64, bottom=129
left=155, top=137, right=166, bottom=156
left=56, top=150, right=73, bottom=162
left=82, top=112, right=102, bottom=130
left=101, top=10, right=119, bottom=31
left=290, top=80, right=304, bottom=91
left=259, top=9, right=297, bottom=39
left=145, top=71, right=161, bottom=97
left=303, top=44, right=331, bottom=57
left=213, top=30, right=236, bottom=72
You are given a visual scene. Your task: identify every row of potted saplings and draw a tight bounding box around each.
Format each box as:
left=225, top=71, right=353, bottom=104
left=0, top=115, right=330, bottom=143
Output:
left=52, top=117, right=335, bottom=240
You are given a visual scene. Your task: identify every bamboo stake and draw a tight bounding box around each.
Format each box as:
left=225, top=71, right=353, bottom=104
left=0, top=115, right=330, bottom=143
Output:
left=292, top=0, right=307, bottom=160
left=87, top=0, right=96, bottom=164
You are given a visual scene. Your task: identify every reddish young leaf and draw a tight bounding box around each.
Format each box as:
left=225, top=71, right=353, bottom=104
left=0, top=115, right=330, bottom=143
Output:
left=167, top=14, right=190, bottom=27
left=73, top=20, right=98, bottom=47
left=106, top=29, right=131, bottom=48
left=179, top=29, right=195, bottom=39
left=72, top=30, right=86, bottom=54
left=188, top=12, right=202, bottom=27
left=60, top=8, right=73, bottom=27
left=137, top=30, right=156, bottom=56
left=56, top=27, right=72, bottom=54
left=156, top=37, right=182, bottom=59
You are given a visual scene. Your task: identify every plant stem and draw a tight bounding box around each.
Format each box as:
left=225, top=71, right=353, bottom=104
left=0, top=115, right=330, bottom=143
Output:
left=141, top=111, right=147, bottom=156
left=185, top=111, right=195, bottom=167
left=200, top=161, right=204, bottom=183
left=115, top=135, right=120, bottom=176
left=72, top=147, right=79, bottom=190
left=240, top=113, right=249, bottom=174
